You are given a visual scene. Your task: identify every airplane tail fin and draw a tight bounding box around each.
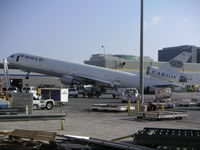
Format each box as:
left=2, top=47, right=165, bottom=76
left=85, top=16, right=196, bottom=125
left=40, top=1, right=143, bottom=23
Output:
left=160, top=52, right=192, bottom=72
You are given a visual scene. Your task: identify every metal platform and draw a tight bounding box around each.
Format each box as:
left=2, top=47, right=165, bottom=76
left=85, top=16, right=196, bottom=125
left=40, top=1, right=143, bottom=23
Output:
left=133, top=127, right=200, bottom=149
left=90, top=104, right=135, bottom=112
left=0, top=113, right=66, bottom=122
left=134, top=111, right=188, bottom=120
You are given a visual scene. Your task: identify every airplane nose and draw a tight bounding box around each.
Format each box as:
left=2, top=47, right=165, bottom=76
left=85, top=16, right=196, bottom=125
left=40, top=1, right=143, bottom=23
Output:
left=6, top=57, right=11, bottom=63
left=7, top=54, right=15, bottom=63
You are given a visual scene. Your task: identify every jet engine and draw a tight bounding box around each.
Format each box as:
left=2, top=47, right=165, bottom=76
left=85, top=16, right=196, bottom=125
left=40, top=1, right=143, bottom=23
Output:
left=146, top=66, right=190, bottom=83
left=60, top=75, right=81, bottom=85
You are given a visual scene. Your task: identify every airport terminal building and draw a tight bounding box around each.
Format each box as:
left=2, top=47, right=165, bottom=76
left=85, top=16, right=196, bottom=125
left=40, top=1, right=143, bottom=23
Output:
left=158, top=45, right=200, bottom=63
left=84, top=54, right=154, bottom=69
left=84, top=52, right=200, bottom=75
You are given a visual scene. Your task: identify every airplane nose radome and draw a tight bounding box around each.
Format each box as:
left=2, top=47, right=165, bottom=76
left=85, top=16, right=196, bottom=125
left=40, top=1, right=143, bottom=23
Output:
left=6, top=56, right=13, bottom=64
left=6, top=57, right=10, bottom=62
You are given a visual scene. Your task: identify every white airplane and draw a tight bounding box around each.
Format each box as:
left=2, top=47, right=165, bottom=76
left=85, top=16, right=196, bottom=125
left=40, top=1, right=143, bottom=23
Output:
left=5, top=53, right=185, bottom=93
left=146, top=52, right=192, bottom=83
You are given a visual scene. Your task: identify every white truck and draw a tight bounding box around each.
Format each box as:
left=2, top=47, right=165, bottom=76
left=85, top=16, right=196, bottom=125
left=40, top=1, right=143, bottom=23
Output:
left=33, top=98, right=55, bottom=110
left=69, top=88, right=79, bottom=98
left=22, top=86, right=56, bottom=110
left=22, top=86, right=40, bottom=99
left=120, top=88, right=140, bottom=103
left=112, top=88, right=127, bottom=98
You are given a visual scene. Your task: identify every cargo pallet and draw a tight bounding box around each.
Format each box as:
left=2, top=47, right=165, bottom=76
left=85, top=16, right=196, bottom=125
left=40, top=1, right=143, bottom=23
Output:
left=0, top=129, right=155, bottom=150
left=134, top=111, right=188, bottom=120
left=90, top=104, right=135, bottom=112
left=133, top=127, right=200, bottom=149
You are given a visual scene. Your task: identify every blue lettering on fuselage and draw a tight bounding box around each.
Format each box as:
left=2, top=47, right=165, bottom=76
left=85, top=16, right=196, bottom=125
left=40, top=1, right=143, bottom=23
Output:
left=19, top=54, right=44, bottom=62
left=152, top=70, right=176, bottom=79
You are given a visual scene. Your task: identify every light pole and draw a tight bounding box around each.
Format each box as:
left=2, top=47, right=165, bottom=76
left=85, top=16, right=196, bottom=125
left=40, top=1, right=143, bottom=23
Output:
left=139, top=0, right=144, bottom=104
left=102, top=45, right=105, bottom=56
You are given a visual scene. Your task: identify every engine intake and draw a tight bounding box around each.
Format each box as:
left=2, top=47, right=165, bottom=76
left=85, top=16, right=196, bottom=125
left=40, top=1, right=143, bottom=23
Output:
left=60, top=75, right=81, bottom=85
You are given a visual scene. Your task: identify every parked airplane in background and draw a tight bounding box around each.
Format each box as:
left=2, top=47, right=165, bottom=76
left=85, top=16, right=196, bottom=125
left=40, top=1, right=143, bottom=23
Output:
left=5, top=53, right=189, bottom=93
left=146, top=52, right=192, bottom=83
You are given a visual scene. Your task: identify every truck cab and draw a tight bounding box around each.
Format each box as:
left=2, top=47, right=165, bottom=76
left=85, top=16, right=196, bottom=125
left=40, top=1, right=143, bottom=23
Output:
left=22, top=86, right=37, bottom=97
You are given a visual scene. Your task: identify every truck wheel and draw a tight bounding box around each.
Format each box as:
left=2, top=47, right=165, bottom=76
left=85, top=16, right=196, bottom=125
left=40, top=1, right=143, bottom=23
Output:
left=33, top=104, right=39, bottom=110
left=46, top=102, right=53, bottom=110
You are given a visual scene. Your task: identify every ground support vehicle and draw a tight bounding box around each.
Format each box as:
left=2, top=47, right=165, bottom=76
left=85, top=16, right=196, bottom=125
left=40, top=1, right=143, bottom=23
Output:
left=112, top=88, right=126, bottom=98
left=68, top=88, right=78, bottom=98
left=121, top=88, right=139, bottom=103
left=33, top=99, right=55, bottom=110
left=82, top=87, right=101, bottom=98
left=22, top=86, right=37, bottom=96
left=5, top=87, right=18, bottom=95
left=40, top=88, right=68, bottom=104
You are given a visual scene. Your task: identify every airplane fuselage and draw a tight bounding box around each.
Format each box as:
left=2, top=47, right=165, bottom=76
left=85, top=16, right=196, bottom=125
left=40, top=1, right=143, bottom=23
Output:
left=7, top=53, right=171, bottom=92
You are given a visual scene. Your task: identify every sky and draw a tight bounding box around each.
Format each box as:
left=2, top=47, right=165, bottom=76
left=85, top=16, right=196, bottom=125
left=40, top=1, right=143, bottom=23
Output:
left=0, top=0, right=200, bottom=63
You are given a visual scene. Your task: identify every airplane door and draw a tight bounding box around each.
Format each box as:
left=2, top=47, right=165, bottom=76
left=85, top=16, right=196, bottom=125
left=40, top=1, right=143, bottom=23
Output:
left=16, top=56, right=19, bottom=62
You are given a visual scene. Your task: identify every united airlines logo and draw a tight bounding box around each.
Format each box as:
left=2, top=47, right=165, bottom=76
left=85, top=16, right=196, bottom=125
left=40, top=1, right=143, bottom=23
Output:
left=170, top=60, right=183, bottom=68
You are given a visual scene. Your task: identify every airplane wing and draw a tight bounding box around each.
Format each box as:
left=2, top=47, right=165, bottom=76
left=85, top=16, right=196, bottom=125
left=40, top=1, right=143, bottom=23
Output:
left=74, top=74, right=117, bottom=87
left=76, top=73, right=183, bottom=89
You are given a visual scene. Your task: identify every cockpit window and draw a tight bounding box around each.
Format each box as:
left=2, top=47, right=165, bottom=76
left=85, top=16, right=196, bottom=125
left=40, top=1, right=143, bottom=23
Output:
left=10, top=55, right=14, bottom=58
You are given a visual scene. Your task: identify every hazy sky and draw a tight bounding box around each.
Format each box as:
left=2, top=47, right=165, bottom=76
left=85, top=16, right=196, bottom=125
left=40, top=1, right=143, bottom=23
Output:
left=0, top=0, right=200, bottom=63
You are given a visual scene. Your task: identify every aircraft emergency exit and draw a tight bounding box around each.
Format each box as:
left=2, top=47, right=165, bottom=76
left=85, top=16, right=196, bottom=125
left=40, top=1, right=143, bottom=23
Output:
left=6, top=53, right=182, bottom=93
left=146, top=52, right=192, bottom=83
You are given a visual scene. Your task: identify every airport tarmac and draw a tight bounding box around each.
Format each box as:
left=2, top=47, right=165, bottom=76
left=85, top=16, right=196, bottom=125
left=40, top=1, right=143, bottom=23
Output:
left=0, top=93, right=200, bottom=140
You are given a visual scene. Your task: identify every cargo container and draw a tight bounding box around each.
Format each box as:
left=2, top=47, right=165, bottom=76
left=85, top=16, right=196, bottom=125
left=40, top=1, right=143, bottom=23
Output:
left=40, top=88, right=68, bottom=104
